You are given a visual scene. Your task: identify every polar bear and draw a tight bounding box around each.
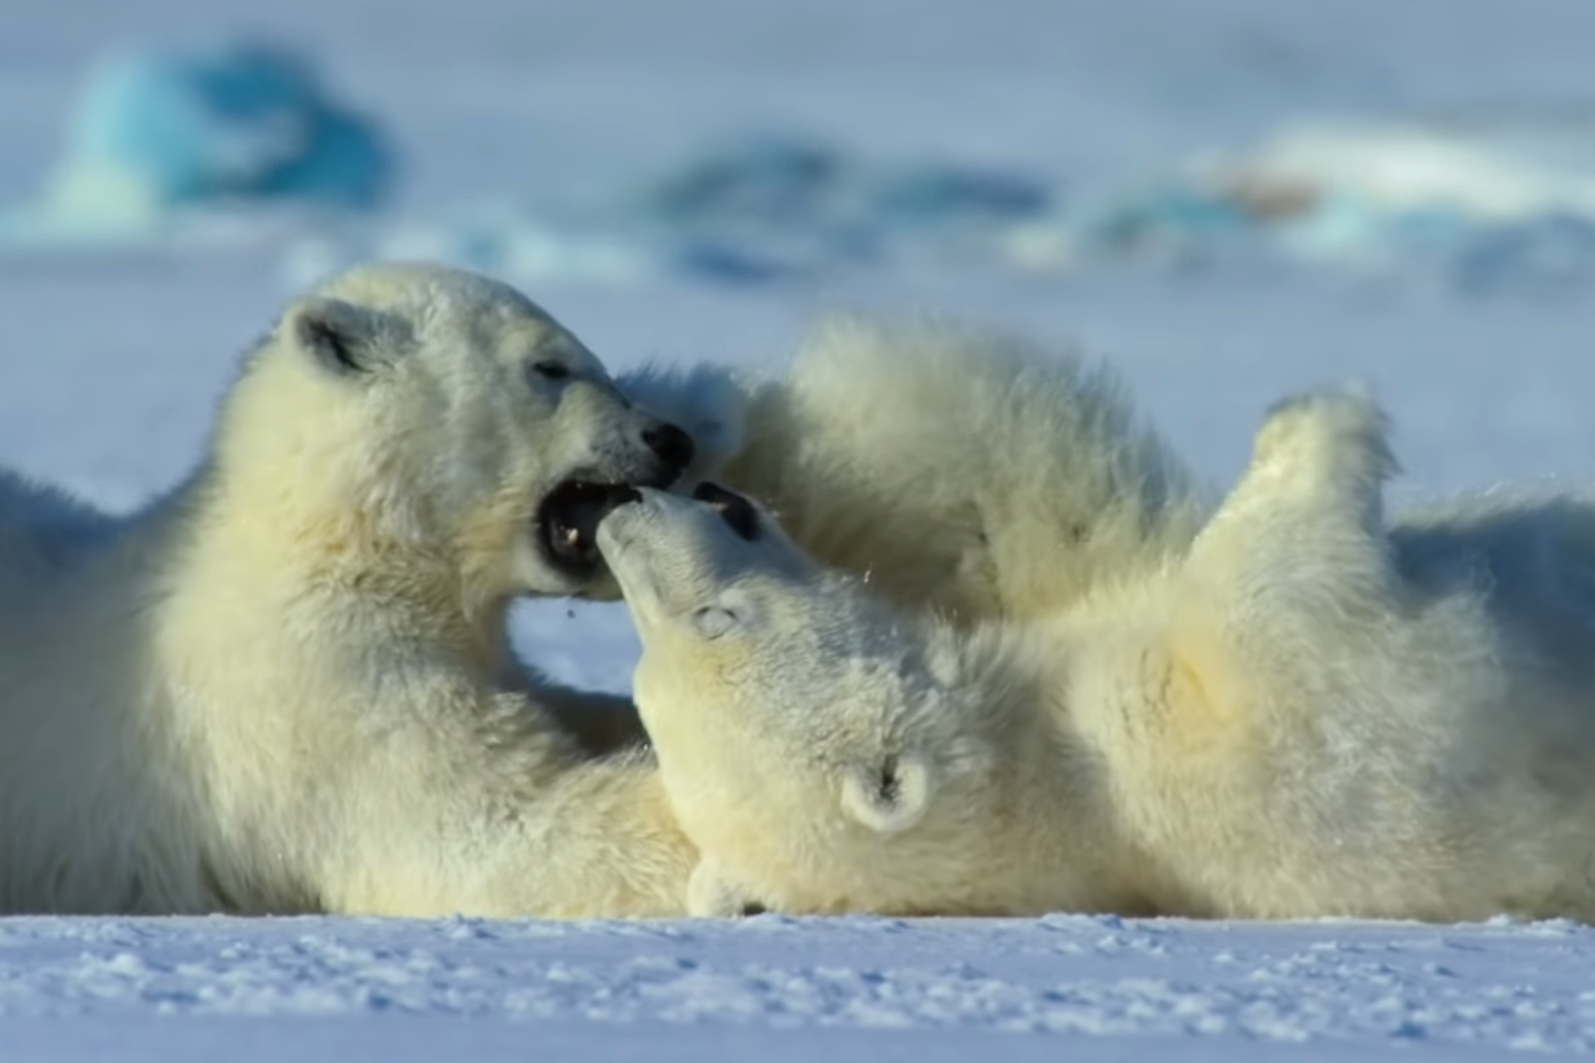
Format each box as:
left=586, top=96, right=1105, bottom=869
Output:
left=597, top=481, right=1090, bottom=918
left=599, top=399, right=1595, bottom=923
left=0, top=261, right=712, bottom=917
left=624, top=315, right=1206, bottom=624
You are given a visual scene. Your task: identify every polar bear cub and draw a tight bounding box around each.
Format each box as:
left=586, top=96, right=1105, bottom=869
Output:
left=0, top=261, right=706, bottom=917
left=601, top=398, right=1595, bottom=922
left=597, top=483, right=1044, bottom=917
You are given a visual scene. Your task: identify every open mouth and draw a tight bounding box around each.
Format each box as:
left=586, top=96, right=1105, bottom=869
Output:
left=537, top=480, right=644, bottom=574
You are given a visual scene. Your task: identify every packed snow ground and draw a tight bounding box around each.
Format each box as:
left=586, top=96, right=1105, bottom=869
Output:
left=7, top=913, right=1595, bottom=1058
left=5, top=0, right=1595, bottom=1059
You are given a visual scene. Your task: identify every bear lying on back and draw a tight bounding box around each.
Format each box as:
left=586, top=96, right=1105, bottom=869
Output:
left=598, top=397, right=1595, bottom=922
left=0, top=262, right=710, bottom=917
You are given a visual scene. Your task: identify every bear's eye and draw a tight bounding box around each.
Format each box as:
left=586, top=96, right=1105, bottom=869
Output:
left=531, top=361, right=570, bottom=382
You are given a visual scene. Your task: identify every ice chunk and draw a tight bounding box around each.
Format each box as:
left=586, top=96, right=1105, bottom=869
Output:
left=8, top=40, right=394, bottom=246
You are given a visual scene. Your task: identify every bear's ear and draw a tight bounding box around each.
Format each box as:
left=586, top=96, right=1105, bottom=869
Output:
left=690, top=604, right=743, bottom=641
left=283, top=296, right=400, bottom=377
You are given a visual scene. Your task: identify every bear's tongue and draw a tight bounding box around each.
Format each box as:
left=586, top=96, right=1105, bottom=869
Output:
left=544, top=481, right=642, bottom=567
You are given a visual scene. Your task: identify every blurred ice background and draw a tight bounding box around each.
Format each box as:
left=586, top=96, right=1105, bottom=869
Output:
left=11, top=2, right=1595, bottom=294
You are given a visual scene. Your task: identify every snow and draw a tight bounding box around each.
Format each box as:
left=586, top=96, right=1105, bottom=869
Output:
left=6, top=0, right=1595, bottom=1058
left=8, top=914, right=1595, bottom=1058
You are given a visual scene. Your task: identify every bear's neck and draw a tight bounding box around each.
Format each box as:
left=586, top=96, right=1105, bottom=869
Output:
left=145, top=459, right=512, bottom=681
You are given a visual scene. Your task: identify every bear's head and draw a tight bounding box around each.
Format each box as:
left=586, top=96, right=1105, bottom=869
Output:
left=597, top=484, right=999, bottom=904
left=218, top=261, right=695, bottom=605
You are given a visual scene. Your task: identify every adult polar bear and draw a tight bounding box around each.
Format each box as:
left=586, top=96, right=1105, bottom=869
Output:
left=0, top=261, right=715, bottom=917
left=600, top=398, right=1595, bottom=924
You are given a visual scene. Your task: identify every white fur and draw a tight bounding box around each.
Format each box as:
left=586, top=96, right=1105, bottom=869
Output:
left=599, top=488, right=1067, bottom=918
left=0, top=261, right=702, bottom=917
left=636, top=314, right=1595, bottom=656
left=601, top=392, right=1595, bottom=922
left=622, top=315, right=1208, bottom=623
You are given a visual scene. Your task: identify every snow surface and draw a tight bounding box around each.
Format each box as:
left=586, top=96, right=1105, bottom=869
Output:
left=8, top=914, right=1595, bottom=1059
left=5, top=0, right=1595, bottom=1058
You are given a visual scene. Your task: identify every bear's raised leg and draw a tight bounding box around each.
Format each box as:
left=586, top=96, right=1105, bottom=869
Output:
left=619, top=320, right=1205, bottom=623
left=1188, top=388, right=1398, bottom=615
left=1157, top=389, right=1406, bottom=735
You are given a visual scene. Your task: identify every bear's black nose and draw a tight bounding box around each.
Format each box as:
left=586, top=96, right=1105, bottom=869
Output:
left=692, top=481, right=761, bottom=542
left=643, top=422, right=696, bottom=476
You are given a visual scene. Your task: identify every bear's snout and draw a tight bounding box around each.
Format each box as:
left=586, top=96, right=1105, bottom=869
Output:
left=692, top=482, right=761, bottom=542
left=643, top=422, right=695, bottom=479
